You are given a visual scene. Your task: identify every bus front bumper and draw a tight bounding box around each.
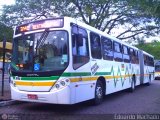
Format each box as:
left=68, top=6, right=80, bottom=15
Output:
left=10, top=85, right=72, bottom=104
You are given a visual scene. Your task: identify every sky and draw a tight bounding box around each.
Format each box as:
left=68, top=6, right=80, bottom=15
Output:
left=0, top=0, right=15, bottom=15
left=0, top=0, right=15, bottom=8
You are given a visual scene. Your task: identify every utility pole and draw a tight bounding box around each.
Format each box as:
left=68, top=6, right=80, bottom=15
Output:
left=1, top=35, right=6, bottom=96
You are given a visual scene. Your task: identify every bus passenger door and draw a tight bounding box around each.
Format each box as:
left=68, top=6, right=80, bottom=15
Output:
left=71, top=24, right=94, bottom=103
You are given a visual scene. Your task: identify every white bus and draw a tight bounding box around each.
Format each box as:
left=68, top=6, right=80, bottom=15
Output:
left=10, top=17, right=155, bottom=105
left=154, top=60, right=160, bottom=79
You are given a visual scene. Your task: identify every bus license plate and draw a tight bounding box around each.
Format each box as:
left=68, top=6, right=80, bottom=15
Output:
left=27, top=94, right=38, bottom=100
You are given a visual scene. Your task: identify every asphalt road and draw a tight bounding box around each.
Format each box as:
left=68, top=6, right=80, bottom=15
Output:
left=0, top=80, right=160, bottom=120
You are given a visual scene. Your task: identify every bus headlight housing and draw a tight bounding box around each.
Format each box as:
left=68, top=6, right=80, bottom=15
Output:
left=54, top=78, right=70, bottom=90
left=10, top=80, right=16, bottom=87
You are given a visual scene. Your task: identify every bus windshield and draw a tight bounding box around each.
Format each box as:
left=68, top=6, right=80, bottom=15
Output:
left=11, top=30, right=69, bottom=76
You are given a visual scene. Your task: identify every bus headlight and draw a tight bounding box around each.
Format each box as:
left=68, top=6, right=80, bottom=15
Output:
left=13, top=82, right=16, bottom=87
left=11, top=80, right=16, bottom=87
left=55, top=84, right=60, bottom=89
left=54, top=78, right=70, bottom=90
left=60, top=81, right=65, bottom=86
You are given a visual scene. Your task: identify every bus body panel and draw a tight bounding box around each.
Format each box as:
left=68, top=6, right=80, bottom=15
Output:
left=11, top=84, right=72, bottom=104
left=11, top=78, right=56, bottom=92
left=69, top=61, right=96, bottom=103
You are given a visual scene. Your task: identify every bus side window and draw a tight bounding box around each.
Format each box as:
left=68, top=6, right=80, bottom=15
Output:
left=71, top=25, right=89, bottom=69
left=90, top=32, right=102, bottom=59
left=135, top=50, right=139, bottom=64
left=130, top=48, right=136, bottom=64
left=143, top=54, right=147, bottom=65
left=152, top=58, right=154, bottom=67
left=122, top=45, right=130, bottom=63
left=145, top=55, right=152, bottom=66
left=150, top=57, right=154, bottom=67
left=101, top=37, right=113, bottom=60
left=113, top=42, right=122, bottom=62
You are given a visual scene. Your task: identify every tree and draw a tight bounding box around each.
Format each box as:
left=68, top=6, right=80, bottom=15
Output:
left=0, top=0, right=159, bottom=42
left=133, top=0, right=160, bottom=25
left=0, top=22, right=13, bottom=42
left=136, top=40, right=160, bottom=60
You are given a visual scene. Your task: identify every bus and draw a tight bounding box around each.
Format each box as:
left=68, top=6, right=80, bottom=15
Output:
left=10, top=17, right=155, bottom=105
left=155, top=60, right=160, bottom=79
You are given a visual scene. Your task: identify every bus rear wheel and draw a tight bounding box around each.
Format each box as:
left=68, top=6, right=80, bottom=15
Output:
left=93, top=80, right=104, bottom=105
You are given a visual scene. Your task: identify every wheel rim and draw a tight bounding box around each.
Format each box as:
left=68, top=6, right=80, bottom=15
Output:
left=96, top=86, right=103, bottom=99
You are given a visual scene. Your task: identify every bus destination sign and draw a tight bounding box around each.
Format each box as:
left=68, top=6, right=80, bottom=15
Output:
left=15, top=18, right=64, bottom=34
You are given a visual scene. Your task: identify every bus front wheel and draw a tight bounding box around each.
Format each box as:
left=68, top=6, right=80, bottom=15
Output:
left=93, top=80, right=104, bottom=105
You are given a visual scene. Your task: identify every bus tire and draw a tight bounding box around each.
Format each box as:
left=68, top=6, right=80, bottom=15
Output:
left=130, top=75, right=136, bottom=92
left=93, top=80, right=104, bottom=105
left=146, top=74, right=151, bottom=86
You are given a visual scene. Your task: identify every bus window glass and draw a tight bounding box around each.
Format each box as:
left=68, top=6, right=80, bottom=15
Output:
left=130, top=48, right=136, bottom=64
left=11, top=31, right=69, bottom=75
left=90, top=32, right=102, bottom=59
left=72, top=25, right=89, bottom=69
left=143, top=54, right=147, bottom=65
left=122, top=45, right=130, bottom=63
left=101, top=37, right=113, bottom=60
left=135, top=50, right=139, bottom=64
left=36, top=31, right=68, bottom=71
left=114, top=42, right=122, bottom=62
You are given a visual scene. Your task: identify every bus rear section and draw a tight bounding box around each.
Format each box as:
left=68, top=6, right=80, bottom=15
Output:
left=139, top=50, right=155, bottom=84
left=155, top=60, right=160, bottom=80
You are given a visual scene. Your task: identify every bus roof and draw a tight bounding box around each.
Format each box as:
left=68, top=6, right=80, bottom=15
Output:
left=142, top=50, right=154, bottom=58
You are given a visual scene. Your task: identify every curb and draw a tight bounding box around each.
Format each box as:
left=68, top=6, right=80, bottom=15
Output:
left=0, top=100, right=17, bottom=107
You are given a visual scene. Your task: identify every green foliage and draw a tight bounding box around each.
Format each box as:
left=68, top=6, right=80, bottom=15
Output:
left=0, top=0, right=159, bottom=42
left=0, top=22, right=13, bottom=42
left=136, top=41, right=160, bottom=59
left=128, top=0, right=160, bottom=25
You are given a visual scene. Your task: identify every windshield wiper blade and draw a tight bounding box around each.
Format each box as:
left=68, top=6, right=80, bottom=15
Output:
left=35, top=28, right=49, bottom=54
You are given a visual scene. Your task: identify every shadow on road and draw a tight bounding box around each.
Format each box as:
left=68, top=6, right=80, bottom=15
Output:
left=23, top=84, right=149, bottom=114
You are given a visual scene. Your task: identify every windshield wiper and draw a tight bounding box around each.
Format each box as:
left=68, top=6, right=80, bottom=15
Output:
left=35, top=28, right=49, bottom=54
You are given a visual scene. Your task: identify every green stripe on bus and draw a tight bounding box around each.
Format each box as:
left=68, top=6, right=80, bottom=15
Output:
left=13, top=76, right=59, bottom=81
left=95, top=72, right=111, bottom=76
left=62, top=72, right=91, bottom=76
left=12, top=70, right=112, bottom=81
left=12, top=71, right=112, bottom=81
